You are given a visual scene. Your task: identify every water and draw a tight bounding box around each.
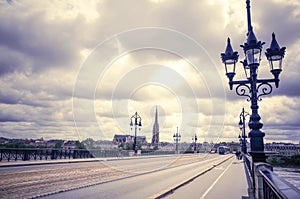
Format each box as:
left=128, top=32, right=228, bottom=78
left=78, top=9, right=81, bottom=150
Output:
left=273, top=167, right=300, bottom=190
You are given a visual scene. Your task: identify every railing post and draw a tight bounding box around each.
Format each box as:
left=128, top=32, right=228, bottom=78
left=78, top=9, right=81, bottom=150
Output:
left=254, top=162, right=273, bottom=199
left=8, top=149, right=11, bottom=161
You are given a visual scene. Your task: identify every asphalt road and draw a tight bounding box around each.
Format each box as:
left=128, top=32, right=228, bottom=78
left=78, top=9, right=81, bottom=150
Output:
left=165, top=157, right=250, bottom=199
left=41, top=154, right=233, bottom=199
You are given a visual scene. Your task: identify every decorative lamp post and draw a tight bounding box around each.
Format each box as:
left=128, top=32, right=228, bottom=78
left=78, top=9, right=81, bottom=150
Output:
left=238, top=133, right=243, bottom=153
left=239, top=108, right=250, bottom=154
left=221, top=0, right=286, bottom=162
left=173, top=127, right=181, bottom=154
left=130, top=112, right=142, bottom=154
left=192, top=134, right=198, bottom=153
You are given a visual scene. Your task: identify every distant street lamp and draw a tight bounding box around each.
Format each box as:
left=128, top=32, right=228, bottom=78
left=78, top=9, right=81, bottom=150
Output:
left=130, top=112, right=142, bottom=154
left=239, top=107, right=250, bottom=154
left=192, top=134, right=198, bottom=153
left=173, top=127, right=181, bottom=154
left=221, top=0, right=286, bottom=162
left=238, top=133, right=243, bottom=152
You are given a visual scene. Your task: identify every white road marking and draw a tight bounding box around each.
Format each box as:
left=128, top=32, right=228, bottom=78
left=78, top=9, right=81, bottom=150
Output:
left=199, top=158, right=234, bottom=199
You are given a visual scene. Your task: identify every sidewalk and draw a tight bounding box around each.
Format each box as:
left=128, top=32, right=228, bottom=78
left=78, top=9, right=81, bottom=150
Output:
left=202, top=158, right=254, bottom=199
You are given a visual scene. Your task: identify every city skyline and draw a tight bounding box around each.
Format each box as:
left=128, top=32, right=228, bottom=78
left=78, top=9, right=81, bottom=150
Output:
left=0, top=0, right=300, bottom=144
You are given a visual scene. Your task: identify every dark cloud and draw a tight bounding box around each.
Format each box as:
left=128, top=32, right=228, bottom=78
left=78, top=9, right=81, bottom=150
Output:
left=0, top=2, right=88, bottom=76
left=265, top=129, right=300, bottom=143
left=254, top=1, right=300, bottom=48
left=272, top=79, right=300, bottom=97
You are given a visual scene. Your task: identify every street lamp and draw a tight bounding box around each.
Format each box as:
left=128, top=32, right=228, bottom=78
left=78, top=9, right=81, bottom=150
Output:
left=130, top=112, right=142, bottom=154
left=173, top=127, right=181, bottom=154
left=221, top=0, right=286, bottom=162
left=192, top=134, right=198, bottom=153
left=239, top=107, right=250, bottom=154
left=238, top=133, right=244, bottom=156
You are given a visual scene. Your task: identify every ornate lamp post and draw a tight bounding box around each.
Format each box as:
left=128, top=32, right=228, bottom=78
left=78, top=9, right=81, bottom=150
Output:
left=130, top=112, right=142, bottom=154
left=221, top=0, right=286, bottom=162
left=238, top=133, right=243, bottom=151
left=239, top=107, right=250, bottom=154
left=192, top=134, right=198, bottom=153
left=173, top=127, right=181, bottom=154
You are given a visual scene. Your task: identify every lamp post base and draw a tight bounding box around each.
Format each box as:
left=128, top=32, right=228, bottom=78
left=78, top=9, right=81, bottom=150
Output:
left=249, top=151, right=267, bottom=163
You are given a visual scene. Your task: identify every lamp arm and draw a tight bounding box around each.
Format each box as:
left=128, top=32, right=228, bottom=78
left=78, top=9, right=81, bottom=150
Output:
left=236, top=84, right=251, bottom=101
left=257, top=82, right=273, bottom=101
left=230, top=80, right=250, bottom=85
left=256, top=79, right=276, bottom=83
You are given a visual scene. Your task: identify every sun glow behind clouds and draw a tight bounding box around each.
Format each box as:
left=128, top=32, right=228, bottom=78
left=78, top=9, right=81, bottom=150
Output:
left=88, top=42, right=217, bottom=142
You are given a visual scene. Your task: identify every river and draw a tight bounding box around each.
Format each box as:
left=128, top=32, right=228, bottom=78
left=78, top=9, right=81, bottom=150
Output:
left=273, top=167, right=300, bottom=190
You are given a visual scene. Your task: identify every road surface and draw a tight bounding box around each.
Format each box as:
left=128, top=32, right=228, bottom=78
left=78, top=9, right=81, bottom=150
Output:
left=0, top=154, right=246, bottom=199
left=42, top=154, right=234, bottom=199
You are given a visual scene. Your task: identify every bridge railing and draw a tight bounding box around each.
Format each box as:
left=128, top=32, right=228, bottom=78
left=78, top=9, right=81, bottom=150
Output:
left=0, top=148, right=93, bottom=161
left=0, top=148, right=181, bottom=161
left=243, top=153, right=300, bottom=199
left=243, top=154, right=254, bottom=193
left=258, top=166, right=300, bottom=199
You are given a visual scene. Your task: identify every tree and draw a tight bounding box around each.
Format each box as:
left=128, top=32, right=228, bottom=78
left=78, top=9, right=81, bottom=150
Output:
left=153, top=146, right=159, bottom=150
left=82, top=138, right=95, bottom=149
left=136, top=141, right=142, bottom=150
left=125, top=143, right=133, bottom=150
left=54, top=141, right=63, bottom=148
left=75, top=141, right=85, bottom=149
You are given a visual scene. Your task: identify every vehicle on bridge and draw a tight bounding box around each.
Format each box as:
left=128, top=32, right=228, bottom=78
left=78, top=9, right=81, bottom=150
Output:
left=218, top=146, right=230, bottom=155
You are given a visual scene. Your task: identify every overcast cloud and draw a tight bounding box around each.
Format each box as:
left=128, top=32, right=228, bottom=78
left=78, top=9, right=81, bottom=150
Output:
left=0, top=0, right=299, bottom=144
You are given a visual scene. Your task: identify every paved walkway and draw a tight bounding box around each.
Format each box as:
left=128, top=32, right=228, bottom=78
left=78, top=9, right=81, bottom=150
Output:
left=202, top=158, right=254, bottom=199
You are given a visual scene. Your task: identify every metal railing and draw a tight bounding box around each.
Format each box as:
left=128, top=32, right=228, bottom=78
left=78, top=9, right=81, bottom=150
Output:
left=0, top=148, right=92, bottom=161
left=243, top=153, right=300, bottom=199
left=259, top=166, right=300, bottom=199
left=244, top=154, right=255, bottom=192
left=0, top=148, right=181, bottom=161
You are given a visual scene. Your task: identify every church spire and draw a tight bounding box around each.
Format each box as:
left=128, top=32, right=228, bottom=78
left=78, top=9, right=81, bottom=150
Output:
left=152, top=106, right=159, bottom=146
left=155, top=106, right=158, bottom=123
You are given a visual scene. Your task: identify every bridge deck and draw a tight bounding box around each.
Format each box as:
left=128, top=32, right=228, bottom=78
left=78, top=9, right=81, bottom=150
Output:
left=0, top=155, right=254, bottom=199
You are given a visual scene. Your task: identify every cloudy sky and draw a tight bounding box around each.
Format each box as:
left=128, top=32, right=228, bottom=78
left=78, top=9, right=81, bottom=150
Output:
left=0, top=0, right=299, bottom=144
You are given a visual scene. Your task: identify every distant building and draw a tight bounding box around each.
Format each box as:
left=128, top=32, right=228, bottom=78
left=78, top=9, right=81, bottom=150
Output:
left=159, top=142, right=174, bottom=150
left=113, top=135, right=133, bottom=144
left=265, top=142, right=300, bottom=155
left=227, top=142, right=241, bottom=152
left=202, top=141, right=211, bottom=152
left=95, top=140, right=117, bottom=149
left=62, top=140, right=77, bottom=150
left=46, top=139, right=63, bottom=148
left=152, top=106, right=159, bottom=146
left=113, top=134, right=147, bottom=145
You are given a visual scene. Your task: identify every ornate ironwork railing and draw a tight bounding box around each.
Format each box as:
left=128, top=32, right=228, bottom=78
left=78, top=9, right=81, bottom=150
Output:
left=0, top=148, right=179, bottom=162
left=0, top=148, right=93, bottom=161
